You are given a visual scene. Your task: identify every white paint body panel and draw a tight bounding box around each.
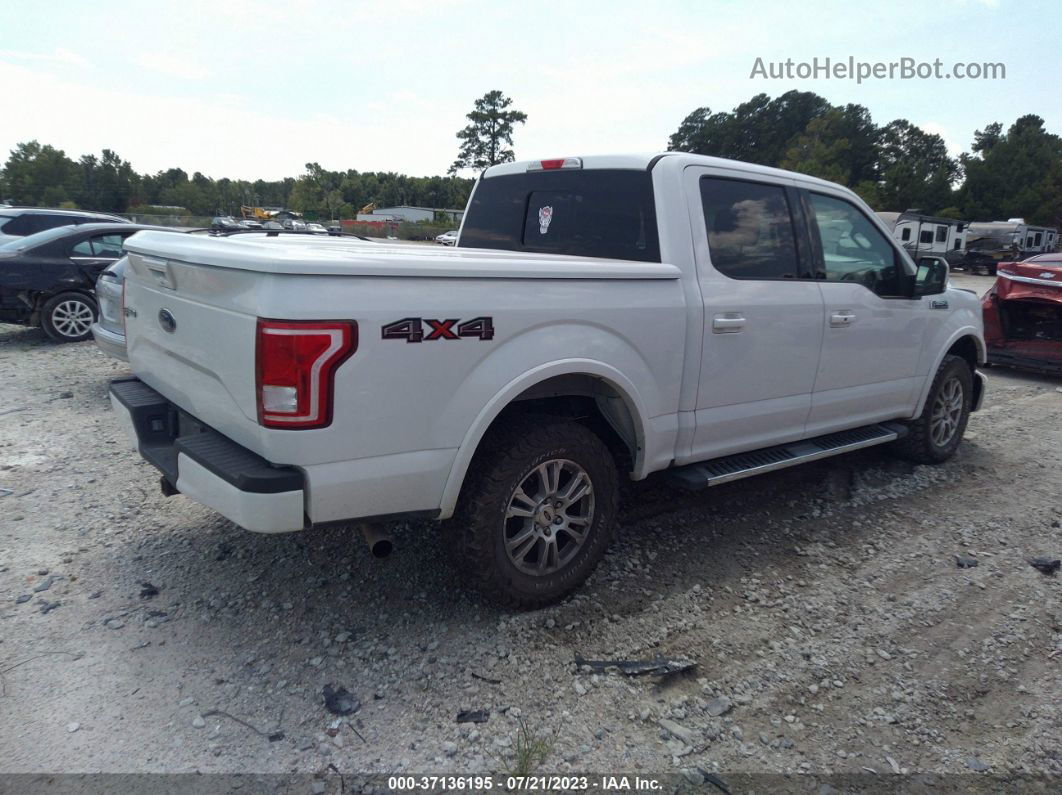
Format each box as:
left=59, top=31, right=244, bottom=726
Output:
left=117, top=153, right=985, bottom=532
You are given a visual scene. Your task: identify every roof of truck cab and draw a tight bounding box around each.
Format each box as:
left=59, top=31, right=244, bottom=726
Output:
left=482, top=152, right=843, bottom=191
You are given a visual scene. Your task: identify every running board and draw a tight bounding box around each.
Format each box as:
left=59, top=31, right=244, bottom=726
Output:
left=667, top=423, right=908, bottom=490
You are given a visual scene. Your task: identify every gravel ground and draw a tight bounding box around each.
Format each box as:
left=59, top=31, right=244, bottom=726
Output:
left=0, top=272, right=1059, bottom=781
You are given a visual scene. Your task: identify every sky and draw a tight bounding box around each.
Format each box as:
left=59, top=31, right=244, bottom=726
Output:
left=1, top=0, right=1058, bottom=181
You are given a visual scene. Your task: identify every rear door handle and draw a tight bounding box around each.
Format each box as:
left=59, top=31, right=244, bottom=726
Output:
left=829, top=310, right=856, bottom=328
left=711, top=314, right=746, bottom=333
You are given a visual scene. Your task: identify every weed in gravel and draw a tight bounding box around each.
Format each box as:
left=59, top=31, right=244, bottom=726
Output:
left=503, top=719, right=553, bottom=776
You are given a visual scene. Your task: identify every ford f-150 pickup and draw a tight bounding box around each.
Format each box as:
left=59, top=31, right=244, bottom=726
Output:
left=110, top=153, right=987, bottom=607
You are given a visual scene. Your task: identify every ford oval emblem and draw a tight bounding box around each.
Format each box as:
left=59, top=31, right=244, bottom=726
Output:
left=158, top=308, right=177, bottom=333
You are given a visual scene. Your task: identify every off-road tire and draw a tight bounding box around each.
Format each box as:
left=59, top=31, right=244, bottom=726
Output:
left=41, top=292, right=98, bottom=343
left=451, top=416, right=619, bottom=609
left=891, top=354, right=973, bottom=464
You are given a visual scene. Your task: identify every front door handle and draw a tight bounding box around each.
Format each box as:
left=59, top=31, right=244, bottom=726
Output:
left=712, top=314, right=746, bottom=333
left=829, top=310, right=856, bottom=328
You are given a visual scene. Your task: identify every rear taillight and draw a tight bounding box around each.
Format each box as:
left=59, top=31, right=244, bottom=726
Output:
left=255, top=319, right=357, bottom=429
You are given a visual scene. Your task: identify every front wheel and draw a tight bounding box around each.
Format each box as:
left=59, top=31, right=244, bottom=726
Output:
left=891, top=355, right=973, bottom=464
left=41, top=292, right=98, bottom=342
left=452, top=416, right=619, bottom=608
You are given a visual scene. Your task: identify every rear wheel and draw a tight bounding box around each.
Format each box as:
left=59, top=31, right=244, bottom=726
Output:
left=891, top=354, right=973, bottom=463
left=452, top=416, right=619, bottom=608
left=41, top=292, right=97, bottom=342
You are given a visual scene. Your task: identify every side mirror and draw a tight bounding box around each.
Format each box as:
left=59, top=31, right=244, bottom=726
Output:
left=914, top=256, right=948, bottom=296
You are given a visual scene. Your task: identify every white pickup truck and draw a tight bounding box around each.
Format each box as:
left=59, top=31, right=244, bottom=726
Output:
left=111, top=153, right=986, bottom=607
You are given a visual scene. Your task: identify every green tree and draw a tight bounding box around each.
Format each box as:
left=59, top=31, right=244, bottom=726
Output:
left=873, top=120, right=957, bottom=212
left=958, top=115, right=1062, bottom=227
left=668, top=91, right=831, bottom=166
left=3, top=141, right=78, bottom=206
left=449, top=90, right=527, bottom=174
left=780, top=106, right=877, bottom=186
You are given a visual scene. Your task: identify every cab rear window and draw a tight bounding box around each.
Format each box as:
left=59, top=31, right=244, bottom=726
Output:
left=459, top=169, right=660, bottom=262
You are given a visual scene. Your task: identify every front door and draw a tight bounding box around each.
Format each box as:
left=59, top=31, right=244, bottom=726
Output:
left=685, top=168, right=824, bottom=462
left=803, top=190, right=927, bottom=433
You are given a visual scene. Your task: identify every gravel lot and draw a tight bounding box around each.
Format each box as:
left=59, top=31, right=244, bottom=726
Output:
left=1, top=272, right=1059, bottom=782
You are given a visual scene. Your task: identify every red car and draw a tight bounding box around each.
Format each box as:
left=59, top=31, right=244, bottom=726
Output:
left=982, top=253, right=1062, bottom=375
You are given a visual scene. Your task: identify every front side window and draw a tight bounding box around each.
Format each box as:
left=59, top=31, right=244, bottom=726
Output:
left=699, top=177, right=800, bottom=279
left=808, top=192, right=901, bottom=294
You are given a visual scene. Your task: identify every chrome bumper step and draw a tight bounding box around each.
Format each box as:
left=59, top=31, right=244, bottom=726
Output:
left=667, top=422, right=908, bottom=490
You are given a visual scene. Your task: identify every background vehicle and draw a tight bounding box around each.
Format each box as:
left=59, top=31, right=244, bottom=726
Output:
left=877, top=210, right=966, bottom=267
left=0, top=223, right=165, bottom=342
left=0, top=208, right=128, bottom=245
left=982, top=252, right=1062, bottom=374
left=211, top=216, right=243, bottom=232
left=112, top=153, right=985, bottom=607
left=435, top=230, right=458, bottom=245
left=91, top=256, right=128, bottom=359
left=239, top=218, right=264, bottom=230
left=965, top=219, right=1059, bottom=274
left=305, top=222, right=328, bottom=234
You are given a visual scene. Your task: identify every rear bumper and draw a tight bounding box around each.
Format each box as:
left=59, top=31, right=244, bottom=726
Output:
left=91, top=322, right=128, bottom=361
left=109, top=377, right=305, bottom=533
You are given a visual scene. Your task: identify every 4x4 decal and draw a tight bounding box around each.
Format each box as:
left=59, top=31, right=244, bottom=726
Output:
left=381, top=316, right=494, bottom=343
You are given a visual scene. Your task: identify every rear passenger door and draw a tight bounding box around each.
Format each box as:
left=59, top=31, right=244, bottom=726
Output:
left=803, top=190, right=927, bottom=433
left=69, top=232, right=130, bottom=279
left=685, top=167, right=824, bottom=462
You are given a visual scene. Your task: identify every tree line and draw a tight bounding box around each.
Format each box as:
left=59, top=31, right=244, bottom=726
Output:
left=669, top=90, right=1062, bottom=227
left=2, top=88, right=1060, bottom=228
left=0, top=141, right=475, bottom=220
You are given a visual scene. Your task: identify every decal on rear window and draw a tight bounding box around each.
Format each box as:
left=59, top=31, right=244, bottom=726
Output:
left=538, top=206, right=554, bottom=235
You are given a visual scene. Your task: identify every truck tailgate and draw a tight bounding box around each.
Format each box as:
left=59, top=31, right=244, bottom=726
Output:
left=123, top=249, right=263, bottom=452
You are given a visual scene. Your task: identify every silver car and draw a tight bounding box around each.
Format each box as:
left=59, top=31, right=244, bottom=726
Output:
left=90, top=256, right=127, bottom=360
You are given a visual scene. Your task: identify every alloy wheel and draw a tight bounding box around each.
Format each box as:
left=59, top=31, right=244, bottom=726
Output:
left=930, top=376, right=964, bottom=447
left=503, top=458, right=594, bottom=576
left=51, top=299, right=95, bottom=338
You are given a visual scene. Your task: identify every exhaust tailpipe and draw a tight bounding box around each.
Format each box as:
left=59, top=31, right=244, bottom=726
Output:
left=360, top=524, right=393, bottom=559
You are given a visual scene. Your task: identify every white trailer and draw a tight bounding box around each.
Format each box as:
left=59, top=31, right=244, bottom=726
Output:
left=876, top=211, right=966, bottom=259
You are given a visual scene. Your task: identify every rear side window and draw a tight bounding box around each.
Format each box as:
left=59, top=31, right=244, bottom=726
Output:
left=24, top=214, right=74, bottom=235
left=699, top=177, right=800, bottom=279
left=459, top=169, right=660, bottom=262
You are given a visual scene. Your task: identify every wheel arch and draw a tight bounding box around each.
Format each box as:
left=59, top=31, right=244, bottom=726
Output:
left=913, top=330, right=986, bottom=416
left=437, top=361, right=650, bottom=519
